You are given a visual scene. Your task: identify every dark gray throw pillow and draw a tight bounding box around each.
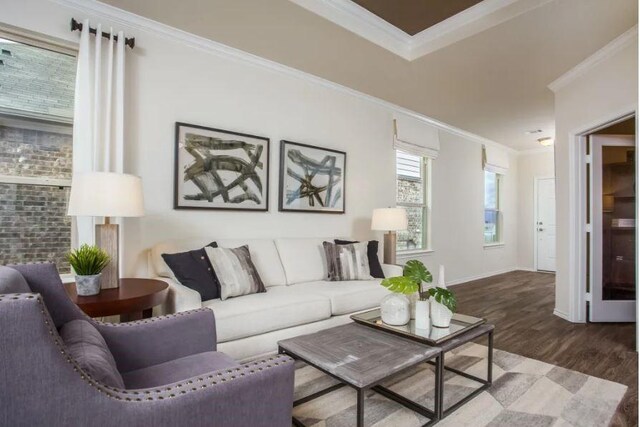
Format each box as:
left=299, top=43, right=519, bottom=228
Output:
left=162, top=242, right=220, bottom=301
left=334, top=239, right=385, bottom=278
left=60, top=319, right=125, bottom=389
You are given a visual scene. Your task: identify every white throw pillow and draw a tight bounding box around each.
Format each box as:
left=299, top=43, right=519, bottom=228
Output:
left=204, top=245, right=266, bottom=300
left=323, top=241, right=373, bottom=281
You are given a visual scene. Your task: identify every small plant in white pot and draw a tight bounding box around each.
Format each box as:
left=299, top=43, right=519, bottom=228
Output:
left=428, top=287, right=457, bottom=328
left=67, top=244, right=111, bottom=296
left=380, top=260, right=432, bottom=328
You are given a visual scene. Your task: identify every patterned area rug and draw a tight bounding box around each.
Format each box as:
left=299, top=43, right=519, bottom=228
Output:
left=292, top=342, right=627, bottom=426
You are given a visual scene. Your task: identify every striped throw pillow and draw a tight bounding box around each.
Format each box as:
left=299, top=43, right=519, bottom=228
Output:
left=204, top=245, right=266, bottom=300
left=323, top=241, right=373, bottom=281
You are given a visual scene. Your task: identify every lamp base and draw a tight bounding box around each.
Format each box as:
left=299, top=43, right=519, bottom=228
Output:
left=95, top=223, right=119, bottom=289
left=383, top=231, right=397, bottom=265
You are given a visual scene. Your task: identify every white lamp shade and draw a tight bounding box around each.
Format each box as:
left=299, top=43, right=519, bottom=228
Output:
left=67, top=172, right=145, bottom=217
left=371, top=208, right=408, bottom=231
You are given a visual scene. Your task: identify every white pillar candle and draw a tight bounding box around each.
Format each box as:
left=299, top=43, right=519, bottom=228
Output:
left=438, top=265, right=446, bottom=288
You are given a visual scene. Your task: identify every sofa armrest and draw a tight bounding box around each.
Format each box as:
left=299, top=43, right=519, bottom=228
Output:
left=154, top=276, right=202, bottom=314
left=96, top=308, right=217, bottom=373
left=382, top=263, right=403, bottom=277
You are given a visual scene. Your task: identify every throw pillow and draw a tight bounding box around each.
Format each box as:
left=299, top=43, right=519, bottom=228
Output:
left=204, top=245, right=266, bottom=300
left=60, top=319, right=125, bottom=389
left=323, top=241, right=373, bottom=281
left=334, top=239, right=385, bottom=278
left=162, top=242, right=220, bottom=301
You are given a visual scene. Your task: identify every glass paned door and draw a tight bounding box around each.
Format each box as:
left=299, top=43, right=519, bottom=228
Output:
left=590, top=135, right=636, bottom=322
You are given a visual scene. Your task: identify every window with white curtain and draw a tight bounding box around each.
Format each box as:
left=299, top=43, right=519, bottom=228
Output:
left=484, top=170, right=503, bottom=244
left=0, top=33, right=76, bottom=272
left=396, top=150, right=431, bottom=252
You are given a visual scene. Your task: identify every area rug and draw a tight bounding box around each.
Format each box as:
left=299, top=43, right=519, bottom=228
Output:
left=292, top=342, right=627, bottom=427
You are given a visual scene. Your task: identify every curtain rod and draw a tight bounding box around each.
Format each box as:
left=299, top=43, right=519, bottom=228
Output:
left=70, top=18, right=135, bottom=49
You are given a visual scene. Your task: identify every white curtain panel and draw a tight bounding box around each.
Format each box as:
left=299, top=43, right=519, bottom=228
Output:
left=72, top=20, right=126, bottom=251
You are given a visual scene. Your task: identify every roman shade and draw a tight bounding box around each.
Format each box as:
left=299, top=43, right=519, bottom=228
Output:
left=482, top=145, right=510, bottom=174
left=393, top=113, right=440, bottom=159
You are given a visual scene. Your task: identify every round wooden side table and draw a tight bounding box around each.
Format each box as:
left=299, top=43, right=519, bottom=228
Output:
left=65, top=278, right=169, bottom=322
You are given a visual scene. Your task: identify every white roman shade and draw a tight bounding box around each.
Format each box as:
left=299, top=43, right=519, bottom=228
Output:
left=393, top=113, right=440, bottom=159
left=483, top=145, right=510, bottom=174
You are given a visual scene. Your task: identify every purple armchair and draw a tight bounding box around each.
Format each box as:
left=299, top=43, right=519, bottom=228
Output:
left=0, top=263, right=295, bottom=427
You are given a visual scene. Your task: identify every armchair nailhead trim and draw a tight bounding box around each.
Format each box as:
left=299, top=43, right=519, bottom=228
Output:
left=1, top=294, right=294, bottom=403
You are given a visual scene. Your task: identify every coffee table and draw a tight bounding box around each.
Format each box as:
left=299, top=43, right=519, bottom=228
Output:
left=352, top=309, right=495, bottom=419
left=278, top=323, right=443, bottom=427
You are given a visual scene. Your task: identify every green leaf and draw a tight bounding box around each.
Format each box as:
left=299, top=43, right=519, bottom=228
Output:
left=428, top=287, right=457, bottom=313
left=380, top=276, right=419, bottom=295
left=66, top=244, right=111, bottom=276
left=403, top=260, right=432, bottom=285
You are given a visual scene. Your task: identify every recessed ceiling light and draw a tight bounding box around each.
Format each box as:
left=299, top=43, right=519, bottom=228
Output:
left=525, top=129, right=543, bottom=135
left=538, top=137, right=554, bottom=146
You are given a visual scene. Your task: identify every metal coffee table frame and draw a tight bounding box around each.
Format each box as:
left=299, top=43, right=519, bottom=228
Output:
left=279, top=345, right=443, bottom=427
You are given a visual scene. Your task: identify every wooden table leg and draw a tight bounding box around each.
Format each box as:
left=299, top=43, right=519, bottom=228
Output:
left=357, top=388, right=365, bottom=427
left=142, top=308, right=153, bottom=319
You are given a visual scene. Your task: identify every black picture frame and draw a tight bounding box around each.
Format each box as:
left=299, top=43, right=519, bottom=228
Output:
left=278, top=140, right=346, bottom=214
left=174, top=122, right=270, bottom=211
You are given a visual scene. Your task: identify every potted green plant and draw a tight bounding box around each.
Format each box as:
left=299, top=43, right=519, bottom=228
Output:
left=380, top=260, right=432, bottom=327
left=429, top=287, right=457, bottom=328
left=67, top=244, right=111, bottom=296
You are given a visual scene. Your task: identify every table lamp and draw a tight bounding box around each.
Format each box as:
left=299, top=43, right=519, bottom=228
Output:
left=371, top=207, right=408, bottom=265
left=67, top=172, right=144, bottom=289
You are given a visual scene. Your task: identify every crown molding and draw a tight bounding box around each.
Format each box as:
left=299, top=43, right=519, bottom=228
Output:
left=548, top=25, right=638, bottom=93
left=516, top=146, right=554, bottom=156
left=289, top=0, right=553, bottom=61
left=50, top=0, right=515, bottom=153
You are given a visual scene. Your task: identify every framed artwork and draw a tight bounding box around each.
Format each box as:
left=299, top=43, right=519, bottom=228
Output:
left=279, top=140, right=346, bottom=213
left=174, top=122, right=269, bottom=211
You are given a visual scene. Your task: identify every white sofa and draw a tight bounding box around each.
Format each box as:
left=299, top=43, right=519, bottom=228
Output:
left=149, top=237, right=402, bottom=361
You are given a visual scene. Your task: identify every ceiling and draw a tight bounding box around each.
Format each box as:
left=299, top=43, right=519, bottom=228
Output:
left=102, top=0, right=637, bottom=150
left=351, top=0, right=483, bottom=35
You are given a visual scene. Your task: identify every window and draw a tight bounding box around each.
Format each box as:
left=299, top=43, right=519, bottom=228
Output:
left=396, top=150, right=431, bottom=251
left=0, top=34, right=76, bottom=273
left=484, top=170, right=503, bottom=244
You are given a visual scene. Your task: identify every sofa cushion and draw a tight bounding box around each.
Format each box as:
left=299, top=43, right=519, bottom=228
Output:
left=205, top=245, right=266, bottom=300
left=275, top=238, right=328, bottom=284
left=152, top=238, right=287, bottom=287
left=203, top=286, right=331, bottom=342
left=121, top=351, right=239, bottom=390
left=60, top=319, right=125, bottom=389
left=161, top=242, right=220, bottom=301
left=287, top=280, right=391, bottom=315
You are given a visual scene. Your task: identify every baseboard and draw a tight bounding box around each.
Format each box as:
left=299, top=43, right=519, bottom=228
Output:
left=447, top=267, right=519, bottom=287
left=516, top=266, right=537, bottom=272
left=553, top=308, right=570, bottom=321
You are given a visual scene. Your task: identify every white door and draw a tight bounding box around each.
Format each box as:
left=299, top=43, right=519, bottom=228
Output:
left=590, top=135, right=636, bottom=322
left=536, top=178, right=556, bottom=272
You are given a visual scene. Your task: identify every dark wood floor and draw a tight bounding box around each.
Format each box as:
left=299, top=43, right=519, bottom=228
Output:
left=454, top=270, right=637, bottom=427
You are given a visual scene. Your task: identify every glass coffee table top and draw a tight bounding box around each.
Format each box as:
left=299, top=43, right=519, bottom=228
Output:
left=351, top=308, right=486, bottom=345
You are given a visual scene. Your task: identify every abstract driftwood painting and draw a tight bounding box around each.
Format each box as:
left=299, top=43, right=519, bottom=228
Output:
left=279, top=140, right=346, bottom=213
left=175, top=123, right=269, bottom=211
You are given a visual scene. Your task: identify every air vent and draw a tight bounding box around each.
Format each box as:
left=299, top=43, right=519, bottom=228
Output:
left=525, top=129, right=543, bottom=135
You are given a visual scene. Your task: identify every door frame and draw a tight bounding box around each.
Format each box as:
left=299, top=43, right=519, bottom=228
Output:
left=567, top=107, right=637, bottom=324
left=533, top=176, right=556, bottom=272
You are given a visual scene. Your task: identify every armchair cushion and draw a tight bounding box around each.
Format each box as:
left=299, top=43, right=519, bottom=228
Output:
left=121, top=351, right=239, bottom=390
left=0, top=266, right=30, bottom=293
left=60, top=319, right=125, bottom=389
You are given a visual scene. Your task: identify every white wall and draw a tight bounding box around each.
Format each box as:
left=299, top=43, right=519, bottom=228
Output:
left=3, top=0, right=519, bottom=284
left=553, top=37, right=637, bottom=321
left=400, top=131, right=519, bottom=284
left=517, top=150, right=555, bottom=270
